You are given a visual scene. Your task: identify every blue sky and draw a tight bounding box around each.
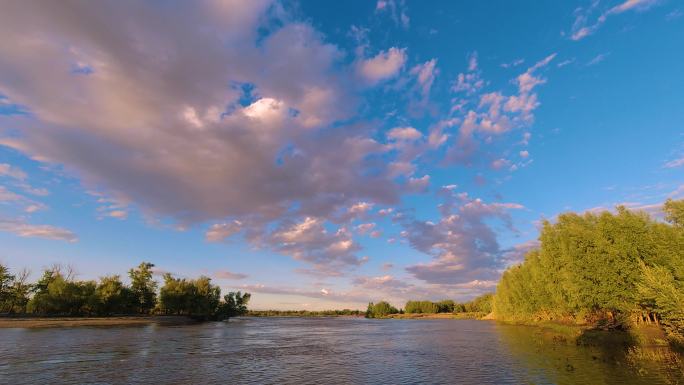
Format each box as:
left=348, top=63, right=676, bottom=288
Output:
left=0, top=0, right=682, bottom=310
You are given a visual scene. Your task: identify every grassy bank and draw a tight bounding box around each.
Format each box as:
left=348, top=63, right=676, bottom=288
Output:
left=0, top=315, right=197, bottom=328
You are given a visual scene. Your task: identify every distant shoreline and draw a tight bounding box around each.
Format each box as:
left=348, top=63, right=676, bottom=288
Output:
left=0, top=316, right=198, bottom=328
left=0, top=313, right=490, bottom=327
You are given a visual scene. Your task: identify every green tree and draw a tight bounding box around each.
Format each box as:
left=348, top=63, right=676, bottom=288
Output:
left=159, top=274, right=222, bottom=319
left=128, top=262, right=157, bottom=314
left=365, top=301, right=398, bottom=318
left=27, top=271, right=98, bottom=316
left=664, top=198, right=684, bottom=227
left=217, top=291, right=251, bottom=319
left=492, top=200, right=684, bottom=336
left=0, top=263, right=15, bottom=313
left=95, top=275, right=135, bottom=315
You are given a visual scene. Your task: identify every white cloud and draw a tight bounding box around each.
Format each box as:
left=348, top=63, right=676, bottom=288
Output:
left=206, top=220, right=244, bottom=242
left=358, top=47, right=407, bottom=84
left=387, top=126, right=422, bottom=141
left=0, top=163, right=27, bottom=180
left=0, top=218, right=77, bottom=242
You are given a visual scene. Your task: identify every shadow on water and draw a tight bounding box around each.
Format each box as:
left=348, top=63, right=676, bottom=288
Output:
left=495, top=322, right=684, bottom=385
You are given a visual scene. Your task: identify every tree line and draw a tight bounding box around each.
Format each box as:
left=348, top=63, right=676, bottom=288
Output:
left=365, top=294, right=493, bottom=318
left=493, top=199, right=684, bottom=343
left=0, top=261, right=250, bottom=320
left=248, top=309, right=364, bottom=317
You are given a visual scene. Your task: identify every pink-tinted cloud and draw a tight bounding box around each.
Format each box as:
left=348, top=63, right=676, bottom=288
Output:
left=401, top=189, right=524, bottom=284
left=357, top=47, right=407, bottom=84
left=570, top=0, right=660, bottom=41
left=214, top=270, right=248, bottom=280
left=0, top=217, right=77, bottom=242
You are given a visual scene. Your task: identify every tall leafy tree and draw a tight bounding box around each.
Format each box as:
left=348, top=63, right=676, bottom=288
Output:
left=128, top=262, right=157, bottom=314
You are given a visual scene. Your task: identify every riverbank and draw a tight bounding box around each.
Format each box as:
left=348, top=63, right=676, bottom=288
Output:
left=0, top=316, right=197, bottom=328
left=387, top=312, right=487, bottom=320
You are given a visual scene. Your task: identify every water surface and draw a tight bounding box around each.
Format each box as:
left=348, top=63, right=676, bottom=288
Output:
left=1, top=318, right=682, bottom=384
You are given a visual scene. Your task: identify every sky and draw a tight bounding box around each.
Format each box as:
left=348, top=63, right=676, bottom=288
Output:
left=0, top=0, right=683, bottom=310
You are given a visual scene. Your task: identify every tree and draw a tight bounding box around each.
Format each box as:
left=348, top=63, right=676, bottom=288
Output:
left=159, top=274, right=222, bottom=319
left=365, top=301, right=398, bottom=318
left=27, top=271, right=98, bottom=316
left=0, top=263, right=15, bottom=313
left=405, top=300, right=439, bottom=314
left=492, top=200, right=684, bottom=337
left=128, top=262, right=157, bottom=314
left=6, top=268, right=31, bottom=314
left=217, top=291, right=251, bottom=320
left=664, top=198, right=684, bottom=227
left=95, top=275, right=135, bottom=315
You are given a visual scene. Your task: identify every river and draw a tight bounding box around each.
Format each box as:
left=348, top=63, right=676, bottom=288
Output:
left=1, top=318, right=682, bottom=384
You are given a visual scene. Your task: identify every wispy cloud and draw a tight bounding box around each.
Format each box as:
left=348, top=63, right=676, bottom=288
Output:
left=664, top=157, right=684, bottom=168
left=570, top=0, right=661, bottom=41
left=214, top=270, right=248, bottom=280
left=587, top=52, right=610, bottom=66
left=0, top=218, right=77, bottom=242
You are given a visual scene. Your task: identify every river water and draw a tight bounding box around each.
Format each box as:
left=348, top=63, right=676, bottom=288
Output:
left=1, top=318, right=682, bottom=384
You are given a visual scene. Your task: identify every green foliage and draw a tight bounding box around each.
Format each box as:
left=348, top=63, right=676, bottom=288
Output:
left=28, top=272, right=98, bottom=316
left=365, top=301, right=399, bottom=318
left=493, top=201, right=684, bottom=339
left=398, top=295, right=492, bottom=315
left=459, top=293, right=493, bottom=313
left=436, top=299, right=455, bottom=313
left=405, top=300, right=439, bottom=314
left=128, top=262, right=157, bottom=314
left=159, top=274, right=221, bottom=319
left=0, top=264, right=14, bottom=313
left=215, top=291, right=251, bottom=320
left=95, top=275, right=136, bottom=315
left=248, top=309, right=363, bottom=317
left=664, top=198, right=684, bottom=227
left=1, top=262, right=250, bottom=320
left=638, top=264, right=684, bottom=338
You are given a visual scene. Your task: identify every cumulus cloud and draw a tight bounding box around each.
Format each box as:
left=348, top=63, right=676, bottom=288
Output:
left=443, top=54, right=555, bottom=165
left=266, top=217, right=365, bottom=273
left=206, top=220, right=244, bottom=242
left=387, top=126, right=422, bottom=141
left=400, top=189, right=524, bottom=284
left=407, top=175, right=430, bottom=192
left=452, top=52, right=484, bottom=95
left=0, top=1, right=421, bottom=273
left=357, top=47, right=407, bottom=84
left=0, top=217, right=77, bottom=242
